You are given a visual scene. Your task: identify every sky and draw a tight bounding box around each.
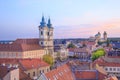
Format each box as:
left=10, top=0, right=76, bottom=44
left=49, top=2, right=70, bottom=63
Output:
left=0, top=0, right=120, bottom=40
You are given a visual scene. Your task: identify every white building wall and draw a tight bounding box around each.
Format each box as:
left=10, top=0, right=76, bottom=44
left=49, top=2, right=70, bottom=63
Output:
left=3, top=68, right=19, bottom=80
left=104, top=67, right=120, bottom=77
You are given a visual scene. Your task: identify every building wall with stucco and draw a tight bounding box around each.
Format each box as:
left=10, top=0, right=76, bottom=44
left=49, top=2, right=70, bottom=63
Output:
left=0, top=49, right=45, bottom=59
left=3, top=68, right=19, bottom=80
left=25, top=66, right=50, bottom=79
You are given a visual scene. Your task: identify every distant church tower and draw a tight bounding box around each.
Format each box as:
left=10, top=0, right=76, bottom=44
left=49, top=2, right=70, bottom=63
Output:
left=38, top=15, right=54, bottom=55
left=98, top=32, right=101, bottom=40
left=95, top=32, right=101, bottom=41
left=103, top=31, right=107, bottom=41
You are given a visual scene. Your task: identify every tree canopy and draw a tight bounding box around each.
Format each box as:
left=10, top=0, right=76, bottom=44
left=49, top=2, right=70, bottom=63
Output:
left=43, top=54, right=54, bottom=66
left=67, top=43, right=76, bottom=48
left=92, top=49, right=106, bottom=61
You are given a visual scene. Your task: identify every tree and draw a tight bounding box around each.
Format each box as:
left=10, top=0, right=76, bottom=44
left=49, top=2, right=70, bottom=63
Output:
left=92, top=49, right=106, bottom=61
left=67, top=43, right=76, bottom=48
left=43, top=54, right=54, bottom=66
left=56, top=52, right=60, bottom=60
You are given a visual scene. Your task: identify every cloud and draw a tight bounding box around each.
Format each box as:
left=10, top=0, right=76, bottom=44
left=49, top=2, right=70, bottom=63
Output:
left=54, top=19, right=120, bottom=38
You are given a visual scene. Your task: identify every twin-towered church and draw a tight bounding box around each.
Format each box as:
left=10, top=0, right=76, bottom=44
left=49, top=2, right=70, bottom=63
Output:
left=39, top=16, right=54, bottom=55
left=0, top=16, right=54, bottom=59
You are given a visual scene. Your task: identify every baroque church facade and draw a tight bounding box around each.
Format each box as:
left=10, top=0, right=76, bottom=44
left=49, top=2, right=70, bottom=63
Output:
left=39, top=16, right=54, bottom=55
left=95, top=31, right=107, bottom=42
left=0, top=16, right=54, bottom=59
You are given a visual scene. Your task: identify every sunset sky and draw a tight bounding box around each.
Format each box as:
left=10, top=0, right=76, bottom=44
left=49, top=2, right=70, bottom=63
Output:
left=0, top=0, right=120, bottom=40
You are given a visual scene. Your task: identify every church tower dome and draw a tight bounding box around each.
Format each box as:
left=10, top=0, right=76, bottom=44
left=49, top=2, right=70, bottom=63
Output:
left=40, top=15, right=47, bottom=27
left=47, top=17, right=52, bottom=28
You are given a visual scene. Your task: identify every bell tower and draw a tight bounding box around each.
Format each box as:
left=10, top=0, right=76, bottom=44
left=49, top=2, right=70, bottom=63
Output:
left=39, top=15, right=54, bottom=55
left=103, top=31, right=107, bottom=41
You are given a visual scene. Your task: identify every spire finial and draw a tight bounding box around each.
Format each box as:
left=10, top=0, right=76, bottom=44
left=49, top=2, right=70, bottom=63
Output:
left=40, top=13, right=46, bottom=27
left=47, top=16, right=52, bottom=28
left=48, top=16, right=51, bottom=24
left=42, top=14, right=45, bottom=22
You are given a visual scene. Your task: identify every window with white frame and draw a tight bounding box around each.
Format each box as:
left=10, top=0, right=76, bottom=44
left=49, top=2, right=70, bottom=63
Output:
left=109, top=68, right=112, bottom=71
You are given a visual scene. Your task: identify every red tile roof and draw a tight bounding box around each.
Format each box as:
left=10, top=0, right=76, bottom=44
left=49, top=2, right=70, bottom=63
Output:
left=0, top=38, right=43, bottom=52
left=81, top=41, right=96, bottom=46
left=19, top=59, right=50, bottom=71
left=75, top=70, right=97, bottom=79
left=87, top=41, right=96, bottom=46
left=0, top=65, right=32, bottom=80
left=0, top=65, right=16, bottom=79
left=13, top=38, right=39, bottom=44
left=45, top=64, right=74, bottom=80
left=93, top=57, right=120, bottom=67
left=19, top=69, right=32, bottom=80
left=0, top=59, right=50, bottom=71
left=75, top=70, right=107, bottom=80
left=69, top=48, right=88, bottom=53
left=0, top=59, right=19, bottom=65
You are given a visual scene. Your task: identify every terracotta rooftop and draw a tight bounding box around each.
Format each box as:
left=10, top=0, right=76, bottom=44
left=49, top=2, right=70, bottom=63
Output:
left=75, top=70, right=97, bottom=80
left=81, top=41, right=96, bottom=46
left=0, top=59, right=19, bottom=65
left=0, top=65, right=17, bottom=79
left=0, top=58, right=50, bottom=71
left=75, top=70, right=107, bottom=80
left=69, top=48, right=88, bottom=53
left=45, top=64, right=74, bottom=80
left=13, top=38, right=39, bottom=44
left=0, top=38, right=43, bottom=52
left=87, top=41, right=96, bottom=46
left=19, top=69, right=32, bottom=80
left=93, top=57, right=120, bottom=67
left=19, top=59, right=50, bottom=71
left=0, top=65, right=32, bottom=80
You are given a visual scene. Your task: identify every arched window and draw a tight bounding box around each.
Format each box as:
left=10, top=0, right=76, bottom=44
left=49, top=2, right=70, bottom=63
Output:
left=33, top=72, right=35, bottom=76
left=48, top=32, right=49, bottom=36
left=41, top=42, right=43, bottom=45
left=28, top=73, right=30, bottom=77
left=41, top=31, right=43, bottom=35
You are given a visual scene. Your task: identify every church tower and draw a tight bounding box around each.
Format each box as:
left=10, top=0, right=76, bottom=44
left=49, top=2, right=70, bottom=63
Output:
left=39, top=16, right=54, bottom=55
left=98, top=32, right=101, bottom=40
left=103, top=31, right=107, bottom=41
